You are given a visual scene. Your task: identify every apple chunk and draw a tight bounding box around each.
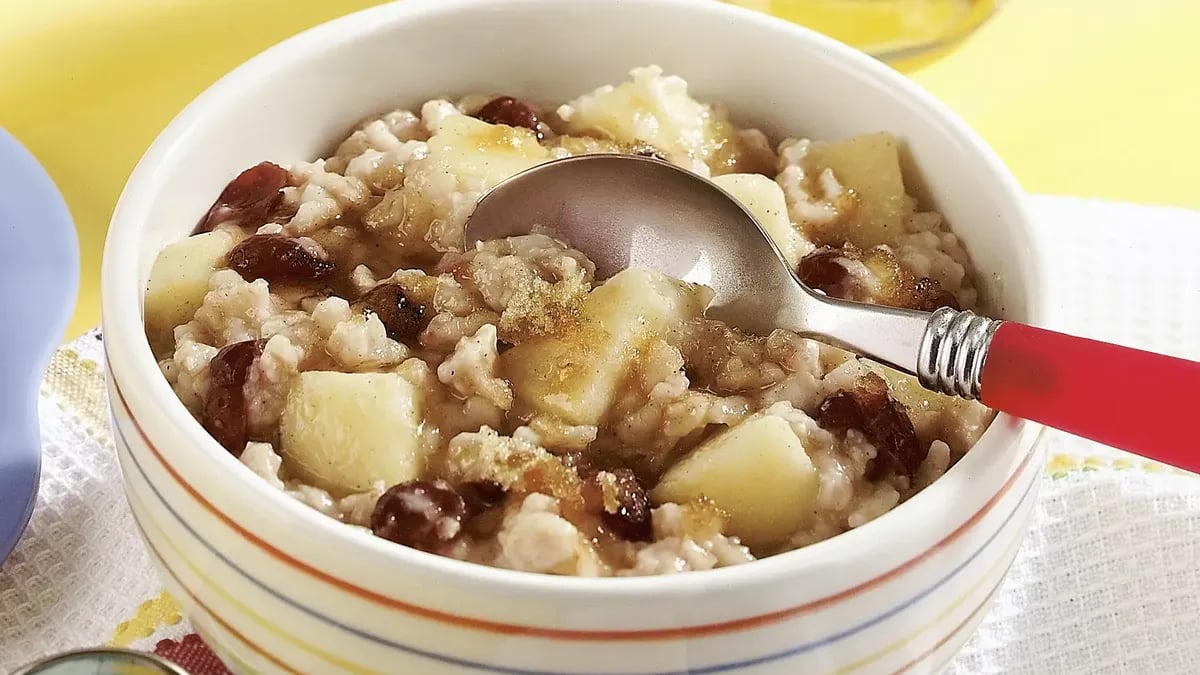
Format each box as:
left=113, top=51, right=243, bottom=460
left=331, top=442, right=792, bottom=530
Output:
left=280, top=371, right=424, bottom=493
left=652, top=413, right=819, bottom=548
left=559, top=65, right=733, bottom=165
left=503, top=268, right=709, bottom=426
left=806, top=132, right=908, bottom=248
left=712, top=173, right=806, bottom=267
left=143, top=231, right=234, bottom=356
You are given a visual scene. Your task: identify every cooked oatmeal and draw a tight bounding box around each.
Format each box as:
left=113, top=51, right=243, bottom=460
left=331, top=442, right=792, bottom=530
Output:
left=144, top=65, right=994, bottom=576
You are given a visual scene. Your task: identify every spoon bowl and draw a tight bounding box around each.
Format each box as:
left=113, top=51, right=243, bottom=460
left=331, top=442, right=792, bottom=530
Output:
left=466, top=154, right=801, bottom=336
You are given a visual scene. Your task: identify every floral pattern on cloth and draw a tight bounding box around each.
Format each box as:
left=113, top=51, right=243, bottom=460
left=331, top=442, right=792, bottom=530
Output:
left=1, top=197, right=1199, bottom=673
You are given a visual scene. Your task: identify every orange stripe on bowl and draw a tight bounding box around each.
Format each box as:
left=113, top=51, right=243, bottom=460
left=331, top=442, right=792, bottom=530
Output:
left=110, top=366, right=1033, bottom=641
left=130, top=510, right=305, bottom=675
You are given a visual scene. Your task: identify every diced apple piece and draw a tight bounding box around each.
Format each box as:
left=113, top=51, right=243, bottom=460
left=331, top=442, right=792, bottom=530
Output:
left=144, top=231, right=234, bottom=356
left=366, top=115, right=551, bottom=251
left=713, top=173, right=806, bottom=267
left=652, top=413, right=819, bottom=548
left=504, top=268, right=709, bottom=426
left=432, top=115, right=551, bottom=187
left=806, top=132, right=907, bottom=248
left=560, top=66, right=735, bottom=166
left=280, top=371, right=424, bottom=493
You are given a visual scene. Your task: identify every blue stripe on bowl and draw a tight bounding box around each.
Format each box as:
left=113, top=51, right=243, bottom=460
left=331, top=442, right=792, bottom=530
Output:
left=113, top=415, right=1036, bottom=674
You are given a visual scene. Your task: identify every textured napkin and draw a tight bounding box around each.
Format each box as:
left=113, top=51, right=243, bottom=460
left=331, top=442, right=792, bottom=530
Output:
left=1, top=195, right=1198, bottom=674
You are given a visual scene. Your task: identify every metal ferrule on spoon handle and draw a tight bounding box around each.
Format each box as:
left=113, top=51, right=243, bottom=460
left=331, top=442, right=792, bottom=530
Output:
left=916, top=307, right=1003, bottom=400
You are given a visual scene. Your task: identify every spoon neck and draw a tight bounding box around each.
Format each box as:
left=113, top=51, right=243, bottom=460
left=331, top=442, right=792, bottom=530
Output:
left=797, top=295, right=931, bottom=376
left=785, top=292, right=1000, bottom=401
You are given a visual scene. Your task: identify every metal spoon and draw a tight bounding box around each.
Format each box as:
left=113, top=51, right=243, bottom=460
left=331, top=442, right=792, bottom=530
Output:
left=465, top=154, right=1200, bottom=468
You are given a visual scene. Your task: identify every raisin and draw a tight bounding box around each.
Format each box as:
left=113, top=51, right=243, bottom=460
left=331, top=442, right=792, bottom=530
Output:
left=460, top=480, right=507, bottom=514
left=801, top=245, right=960, bottom=312
left=911, top=277, right=960, bottom=312
left=560, top=453, right=652, bottom=542
left=227, top=234, right=335, bottom=285
left=194, top=162, right=290, bottom=234
left=561, top=451, right=599, bottom=479
left=817, top=372, right=924, bottom=481
left=475, top=96, right=543, bottom=140
left=203, top=339, right=266, bottom=455
left=355, top=283, right=424, bottom=341
left=798, top=246, right=854, bottom=299
left=371, top=481, right=468, bottom=554
left=598, top=468, right=653, bottom=542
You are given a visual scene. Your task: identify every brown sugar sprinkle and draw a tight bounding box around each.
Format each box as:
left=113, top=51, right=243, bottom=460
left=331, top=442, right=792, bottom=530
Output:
left=816, top=372, right=924, bottom=481
left=504, top=451, right=650, bottom=563
left=203, top=339, right=267, bottom=455
left=676, top=498, right=730, bottom=541
left=193, top=162, right=290, bottom=234
left=494, top=274, right=588, bottom=345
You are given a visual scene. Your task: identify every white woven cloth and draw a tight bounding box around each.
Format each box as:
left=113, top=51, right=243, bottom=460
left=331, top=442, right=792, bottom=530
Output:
left=0, top=195, right=1198, bottom=673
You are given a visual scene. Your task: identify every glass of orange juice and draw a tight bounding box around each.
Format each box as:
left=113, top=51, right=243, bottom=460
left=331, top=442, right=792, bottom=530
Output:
left=724, top=0, right=996, bottom=62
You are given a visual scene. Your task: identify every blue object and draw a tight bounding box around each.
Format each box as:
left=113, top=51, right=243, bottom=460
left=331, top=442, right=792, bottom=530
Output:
left=0, top=128, right=79, bottom=565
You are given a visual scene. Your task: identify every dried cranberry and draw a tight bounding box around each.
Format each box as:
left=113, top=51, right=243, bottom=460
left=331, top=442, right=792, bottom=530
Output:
left=226, top=234, right=335, bottom=285
left=203, top=339, right=266, bottom=455
left=817, top=372, right=924, bottom=481
left=194, top=162, right=290, bottom=234
left=371, top=481, right=468, bottom=554
left=598, top=468, right=653, bottom=542
left=460, top=480, right=507, bottom=514
left=475, top=96, right=543, bottom=139
left=798, top=246, right=854, bottom=299
left=355, top=283, right=424, bottom=341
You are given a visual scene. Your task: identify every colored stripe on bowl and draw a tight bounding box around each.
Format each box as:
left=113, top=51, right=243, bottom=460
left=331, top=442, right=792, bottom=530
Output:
left=109, top=369, right=1035, bottom=642
left=125, top=484, right=379, bottom=674
left=890, top=572, right=1010, bottom=675
left=837, top=518, right=1028, bottom=674
left=132, top=514, right=304, bottom=675
left=112, top=405, right=1038, bottom=675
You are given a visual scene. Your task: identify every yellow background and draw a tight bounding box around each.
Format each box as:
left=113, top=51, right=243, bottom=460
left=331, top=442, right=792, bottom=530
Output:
left=2, top=0, right=1197, bottom=339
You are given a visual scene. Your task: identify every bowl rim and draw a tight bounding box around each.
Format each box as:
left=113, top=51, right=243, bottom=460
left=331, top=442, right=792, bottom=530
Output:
left=102, top=0, right=1048, bottom=598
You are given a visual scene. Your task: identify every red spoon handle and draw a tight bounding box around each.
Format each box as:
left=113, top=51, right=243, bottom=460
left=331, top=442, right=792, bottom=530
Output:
left=980, top=321, right=1200, bottom=469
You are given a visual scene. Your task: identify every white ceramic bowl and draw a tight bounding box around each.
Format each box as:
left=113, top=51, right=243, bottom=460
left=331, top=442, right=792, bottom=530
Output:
left=102, top=1, right=1047, bottom=672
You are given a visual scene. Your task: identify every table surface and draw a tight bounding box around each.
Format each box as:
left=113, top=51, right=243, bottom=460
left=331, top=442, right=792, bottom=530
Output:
left=2, top=0, right=1197, bottom=339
